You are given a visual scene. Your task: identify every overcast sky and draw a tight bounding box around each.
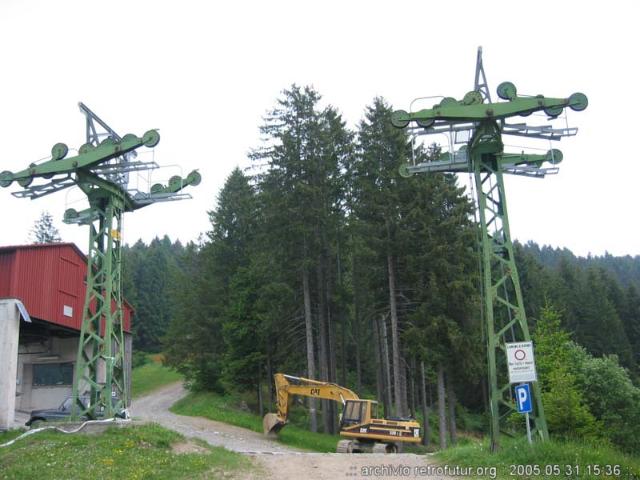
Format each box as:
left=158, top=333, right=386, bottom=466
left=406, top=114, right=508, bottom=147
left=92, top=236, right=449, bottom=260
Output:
left=0, top=0, right=637, bottom=257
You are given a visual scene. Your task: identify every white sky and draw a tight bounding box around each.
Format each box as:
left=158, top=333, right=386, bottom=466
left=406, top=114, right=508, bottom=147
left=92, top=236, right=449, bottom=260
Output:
left=0, top=0, right=638, bottom=257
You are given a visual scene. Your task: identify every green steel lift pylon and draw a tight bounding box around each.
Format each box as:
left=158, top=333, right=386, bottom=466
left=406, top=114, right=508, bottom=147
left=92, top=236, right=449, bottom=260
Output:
left=391, top=49, right=587, bottom=451
left=0, top=104, right=201, bottom=420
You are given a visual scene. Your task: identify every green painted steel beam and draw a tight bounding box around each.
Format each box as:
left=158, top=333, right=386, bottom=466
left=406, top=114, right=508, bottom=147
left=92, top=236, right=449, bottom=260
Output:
left=0, top=131, right=159, bottom=188
left=391, top=85, right=587, bottom=129
left=400, top=149, right=563, bottom=176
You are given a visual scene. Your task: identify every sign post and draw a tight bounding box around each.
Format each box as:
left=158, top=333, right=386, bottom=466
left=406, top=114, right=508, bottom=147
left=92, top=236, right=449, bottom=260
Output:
left=509, top=342, right=537, bottom=445
left=515, top=383, right=533, bottom=444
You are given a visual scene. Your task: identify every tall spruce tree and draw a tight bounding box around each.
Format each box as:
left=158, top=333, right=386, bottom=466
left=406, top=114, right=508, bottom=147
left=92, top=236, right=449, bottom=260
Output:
left=250, top=85, right=351, bottom=433
left=350, top=97, right=413, bottom=416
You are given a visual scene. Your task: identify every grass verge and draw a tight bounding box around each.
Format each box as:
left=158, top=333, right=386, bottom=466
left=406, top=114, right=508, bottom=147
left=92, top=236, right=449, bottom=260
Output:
left=131, top=355, right=182, bottom=398
left=0, top=423, right=253, bottom=480
left=436, top=436, right=640, bottom=479
left=170, top=391, right=340, bottom=452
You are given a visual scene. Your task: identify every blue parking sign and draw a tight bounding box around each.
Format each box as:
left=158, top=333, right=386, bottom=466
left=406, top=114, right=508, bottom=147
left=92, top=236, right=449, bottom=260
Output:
left=515, top=384, right=532, bottom=413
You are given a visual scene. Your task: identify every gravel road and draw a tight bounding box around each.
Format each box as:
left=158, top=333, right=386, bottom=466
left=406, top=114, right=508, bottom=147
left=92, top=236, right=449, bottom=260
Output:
left=132, top=382, right=298, bottom=454
left=132, top=382, right=451, bottom=479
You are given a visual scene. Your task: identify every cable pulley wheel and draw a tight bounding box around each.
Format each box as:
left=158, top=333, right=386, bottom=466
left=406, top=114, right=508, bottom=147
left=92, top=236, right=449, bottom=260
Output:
left=546, top=149, right=563, bottom=165
left=391, top=110, right=409, bottom=129
left=416, top=118, right=435, bottom=128
left=463, top=90, right=483, bottom=105
left=440, top=97, right=458, bottom=108
left=151, top=183, right=164, bottom=194
left=143, top=130, right=160, bottom=148
left=79, top=143, right=95, bottom=154
left=64, top=208, right=79, bottom=221
left=51, top=142, right=69, bottom=160
left=18, top=176, right=34, bottom=188
left=569, top=92, right=588, bottom=111
left=187, top=170, right=202, bottom=186
left=398, top=164, right=412, bottom=178
left=0, top=171, right=13, bottom=188
left=169, top=175, right=182, bottom=188
left=497, top=81, right=517, bottom=100
left=544, top=105, right=564, bottom=117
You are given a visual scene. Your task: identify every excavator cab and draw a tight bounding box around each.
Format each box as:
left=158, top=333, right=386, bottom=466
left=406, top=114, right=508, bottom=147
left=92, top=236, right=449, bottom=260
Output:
left=340, top=400, right=377, bottom=427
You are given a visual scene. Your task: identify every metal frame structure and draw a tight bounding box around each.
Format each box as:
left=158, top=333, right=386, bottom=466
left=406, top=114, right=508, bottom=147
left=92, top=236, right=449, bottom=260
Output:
left=0, top=105, right=201, bottom=419
left=391, top=48, right=587, bottom=451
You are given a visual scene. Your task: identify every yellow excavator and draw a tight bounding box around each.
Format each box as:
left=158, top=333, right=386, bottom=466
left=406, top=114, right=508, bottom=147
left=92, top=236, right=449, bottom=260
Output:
left=263, top=373, right=421, bottom=453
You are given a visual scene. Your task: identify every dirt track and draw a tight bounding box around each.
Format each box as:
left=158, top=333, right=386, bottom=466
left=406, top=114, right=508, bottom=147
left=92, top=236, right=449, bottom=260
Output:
left=132, top=382, right=451, bottom=479
left=132, top=382, right=298, bottom=454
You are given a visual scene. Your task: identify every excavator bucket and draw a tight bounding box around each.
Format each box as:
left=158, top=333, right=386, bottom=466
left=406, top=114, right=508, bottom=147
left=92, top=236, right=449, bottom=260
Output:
left=263, top=413, right=286, bottom=435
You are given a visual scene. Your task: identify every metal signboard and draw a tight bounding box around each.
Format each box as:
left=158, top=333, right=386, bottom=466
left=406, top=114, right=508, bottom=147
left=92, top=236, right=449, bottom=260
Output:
left=514, top=384, right=532, bottom=413
left=505, top=341, right=537, bottom=383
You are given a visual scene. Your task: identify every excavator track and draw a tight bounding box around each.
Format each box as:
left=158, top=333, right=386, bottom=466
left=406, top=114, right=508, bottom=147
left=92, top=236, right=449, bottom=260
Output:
left=336, top=440, right=354, bottom=453
left=372, top=442, right=398, bottom=454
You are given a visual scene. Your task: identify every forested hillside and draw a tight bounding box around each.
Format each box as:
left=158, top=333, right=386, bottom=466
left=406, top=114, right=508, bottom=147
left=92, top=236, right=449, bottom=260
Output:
left=122, top=85, right=640, bottom=453
left=516, top=241, right=640, bottom=371
left=122, top=236, right=185, bottom=352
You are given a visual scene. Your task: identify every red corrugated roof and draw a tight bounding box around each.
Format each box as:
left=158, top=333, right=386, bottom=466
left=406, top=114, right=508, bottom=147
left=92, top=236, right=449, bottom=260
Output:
left=0, top=242, right=86, bottom=258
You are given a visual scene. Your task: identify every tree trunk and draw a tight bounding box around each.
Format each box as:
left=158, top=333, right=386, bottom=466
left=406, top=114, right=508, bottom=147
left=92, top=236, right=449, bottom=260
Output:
left=447, top=369, right=457, bottom=445
left=378, top=314, right=393, bottom=417
left=352, top=255, right=362, bottom=393
left=354, top=316, right=362, bottom=393
left=340, top=308, right=347, bottom=387
left=437, top=363, right=447, bottom=449
left=257, top=364, right=264, bottom=417
left=326, top=258, right=338, bottom=434
left=267, top=351, right=273, bottom=411
left=409, top=357, right=416, bottom=418
left=387, top=253, right=403, bottom=416
left=302, top=267, right=317, bottom=432
left=316, top=257, right=331, bottom=434
left=337, top=241, right=347, bottom=388
left=374, top=323, right=384, bottom=417
left=481, top=376, right=488, bottom=417
left=400, top=359, right=409, bottom=416
left=420, top=361, right=431, bottom=446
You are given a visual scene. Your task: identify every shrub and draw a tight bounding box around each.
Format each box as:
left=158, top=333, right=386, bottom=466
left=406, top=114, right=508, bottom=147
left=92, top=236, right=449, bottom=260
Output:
left=132, top=351, right=150, bottom=369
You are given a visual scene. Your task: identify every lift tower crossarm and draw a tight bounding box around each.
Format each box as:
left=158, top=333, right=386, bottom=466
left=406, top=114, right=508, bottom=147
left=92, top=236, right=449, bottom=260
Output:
left=391, top=86, right=587, bottom=129
left=0, top=131, right=159, bottom=188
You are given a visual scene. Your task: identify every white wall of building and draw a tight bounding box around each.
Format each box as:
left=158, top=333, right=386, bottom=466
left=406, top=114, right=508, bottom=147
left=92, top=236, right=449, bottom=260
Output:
left=17, top=336, right=78, bottom=411
left=0, top=299, right=20, bottom=430
left=17, top=333, right=133, bottom=412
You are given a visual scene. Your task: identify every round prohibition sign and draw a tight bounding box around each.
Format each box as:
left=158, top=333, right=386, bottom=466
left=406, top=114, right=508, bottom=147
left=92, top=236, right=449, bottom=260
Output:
left=514, top=349, right=526, bottom=361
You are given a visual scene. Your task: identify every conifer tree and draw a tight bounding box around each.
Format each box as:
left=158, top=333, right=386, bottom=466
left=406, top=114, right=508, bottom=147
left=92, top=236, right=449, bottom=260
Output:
left=30, top=211, right=62, bottom=243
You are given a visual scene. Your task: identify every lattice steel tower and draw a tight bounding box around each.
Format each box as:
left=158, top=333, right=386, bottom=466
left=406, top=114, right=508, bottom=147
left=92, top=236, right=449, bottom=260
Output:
left=0, top=104, right=201, bottom=419
left=391, top=48, right=587, bottom=450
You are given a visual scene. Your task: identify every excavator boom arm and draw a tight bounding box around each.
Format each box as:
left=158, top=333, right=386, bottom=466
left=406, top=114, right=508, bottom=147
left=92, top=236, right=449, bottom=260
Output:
left=264, top=373, right=359, bottom=435
left=274, top=373, right=359, bottom=420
